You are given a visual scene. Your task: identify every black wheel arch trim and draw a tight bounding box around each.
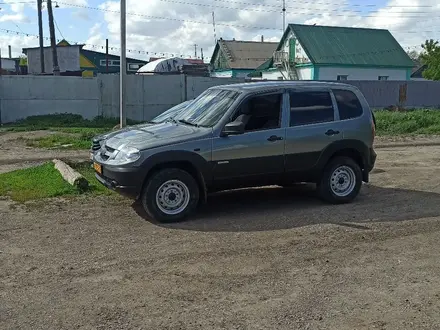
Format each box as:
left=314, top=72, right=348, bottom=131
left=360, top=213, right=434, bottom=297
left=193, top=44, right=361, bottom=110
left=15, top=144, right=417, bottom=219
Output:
left=140, top=150, right=211, bottom=202
left=316, top=139, right=370, bottom=171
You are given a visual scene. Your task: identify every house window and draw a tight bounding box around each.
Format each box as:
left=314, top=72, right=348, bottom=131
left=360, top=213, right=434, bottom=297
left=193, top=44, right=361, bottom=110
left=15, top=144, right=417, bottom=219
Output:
left=337, top=75, right=348, bottom=81
left=99, top=59, right=120, bottom=67
left=378, top=76, right=388, bottom=80
left=128, top=63, right=142, bottom=71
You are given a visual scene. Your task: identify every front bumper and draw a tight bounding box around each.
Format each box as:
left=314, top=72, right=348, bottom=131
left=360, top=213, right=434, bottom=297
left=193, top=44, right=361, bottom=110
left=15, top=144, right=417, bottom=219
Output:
left=94, top=164, right=145, bottom=199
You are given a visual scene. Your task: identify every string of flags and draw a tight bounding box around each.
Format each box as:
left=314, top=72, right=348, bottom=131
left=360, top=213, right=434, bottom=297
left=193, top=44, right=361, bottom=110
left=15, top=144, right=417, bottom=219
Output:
left=0, top=28, right=210, bottom=60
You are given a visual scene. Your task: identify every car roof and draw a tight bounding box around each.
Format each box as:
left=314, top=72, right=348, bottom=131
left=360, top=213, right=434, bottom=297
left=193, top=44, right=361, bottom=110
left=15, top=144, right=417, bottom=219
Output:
left=210, top=81, right=356, bottom=92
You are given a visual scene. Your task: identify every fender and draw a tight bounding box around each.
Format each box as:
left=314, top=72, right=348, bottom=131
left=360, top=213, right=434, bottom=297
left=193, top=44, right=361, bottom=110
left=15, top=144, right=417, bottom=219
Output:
left=315, top=139, right=369, bottom=171
left=140, top=150, right=212, bottom=202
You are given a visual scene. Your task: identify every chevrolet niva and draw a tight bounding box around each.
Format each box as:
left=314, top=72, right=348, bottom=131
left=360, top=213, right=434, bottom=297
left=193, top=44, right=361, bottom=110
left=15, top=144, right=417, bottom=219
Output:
left=92, top=81, right=376, bottom=222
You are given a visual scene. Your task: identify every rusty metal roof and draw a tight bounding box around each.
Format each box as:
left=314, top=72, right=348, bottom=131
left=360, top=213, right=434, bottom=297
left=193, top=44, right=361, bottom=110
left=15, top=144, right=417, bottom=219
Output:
left=212, top=39, right=278, bottom=69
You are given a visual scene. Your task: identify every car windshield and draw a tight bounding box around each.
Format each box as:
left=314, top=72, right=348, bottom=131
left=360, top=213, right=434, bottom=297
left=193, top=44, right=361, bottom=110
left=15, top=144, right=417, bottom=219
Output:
left=151, top=101, right=191, bottom=123
left=173, top=88, right=240, bottom=127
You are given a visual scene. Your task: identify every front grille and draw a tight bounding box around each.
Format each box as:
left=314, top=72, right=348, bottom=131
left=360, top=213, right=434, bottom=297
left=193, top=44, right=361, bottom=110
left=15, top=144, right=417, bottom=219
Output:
left=98, top=144, right=117, bottom=161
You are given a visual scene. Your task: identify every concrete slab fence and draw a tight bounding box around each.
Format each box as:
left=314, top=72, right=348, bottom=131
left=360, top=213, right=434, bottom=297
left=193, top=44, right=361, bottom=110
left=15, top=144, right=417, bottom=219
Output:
left=1, top=75, right=440, bottom=124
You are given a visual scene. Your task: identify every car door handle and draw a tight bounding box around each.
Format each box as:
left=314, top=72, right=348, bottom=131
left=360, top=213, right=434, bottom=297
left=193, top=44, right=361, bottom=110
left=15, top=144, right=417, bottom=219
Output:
left=267, top=135, right=283, bottom=142
left=325, top=129, right=340, bottom=136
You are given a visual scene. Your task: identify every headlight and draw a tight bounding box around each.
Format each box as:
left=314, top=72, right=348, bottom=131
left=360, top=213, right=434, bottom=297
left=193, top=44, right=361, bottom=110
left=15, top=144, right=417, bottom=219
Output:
left=110, top=146, right=141, bottom=165
left=104, top=147, right=141, bottom=165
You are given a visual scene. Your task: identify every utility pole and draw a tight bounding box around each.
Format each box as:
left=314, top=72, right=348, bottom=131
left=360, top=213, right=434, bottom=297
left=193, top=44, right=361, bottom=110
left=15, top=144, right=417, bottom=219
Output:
left=212, top=11, right=217, bottom=46
left=282, top=0, right=286, bottom=31
left=37, top=0, right=45, bottom=73
left=120, top=0, right=127, bottom=127
left=194, top=44, right=197, bottom=58
left=47, top=0, right=60, bottom=75
left=105, top=38, right=109, bottom=73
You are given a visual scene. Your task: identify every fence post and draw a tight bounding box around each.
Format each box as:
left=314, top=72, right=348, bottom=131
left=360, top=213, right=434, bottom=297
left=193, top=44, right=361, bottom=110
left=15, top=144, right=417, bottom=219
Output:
left=398, top=83, right=407, bottom=109
left=0, top=76, right=2, bottom=125
left=179, top=73, right=187, bottom=102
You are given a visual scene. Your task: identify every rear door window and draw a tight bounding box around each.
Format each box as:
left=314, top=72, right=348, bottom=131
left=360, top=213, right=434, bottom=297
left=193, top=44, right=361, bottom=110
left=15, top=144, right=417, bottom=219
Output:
left=289, top=91, right=334, bottom=127
left=332, top=89, right=363, bottom=120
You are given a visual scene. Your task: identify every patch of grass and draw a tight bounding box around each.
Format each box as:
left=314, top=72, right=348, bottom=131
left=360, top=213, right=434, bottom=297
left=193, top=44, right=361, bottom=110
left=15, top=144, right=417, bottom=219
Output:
left=52, top=127, right=109, bottom=136
left=0, top=162, right=114, bottom=202
left=0, top=163, right=77, bottom=202
left=375, top=109, right=440, bottom=135
left=2, top=113, right=140, bottom=131
left=13, top=127, right=111, bottom=150
left=71, top=162, right=114, bottom=196
left=24, top=134, right=93, bottom=150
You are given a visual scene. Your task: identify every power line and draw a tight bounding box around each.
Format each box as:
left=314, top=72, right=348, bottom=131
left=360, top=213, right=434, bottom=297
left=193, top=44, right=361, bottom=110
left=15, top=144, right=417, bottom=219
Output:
left=158, top=0, right=439, bottom=15
left=53, top=17, right=65, bottom=40
left=0, top=28, right=211, bottom=59
left=55, top=2, right=440, bottom=29
left=1, top=0, right=439, bottom=27
left=0, top=0, right=437, bottom=9
left=204, top=0, right=440, bottom=9
left=12, top=21, right=26, bottom=34
left=55, top=2, right=282, bottom=30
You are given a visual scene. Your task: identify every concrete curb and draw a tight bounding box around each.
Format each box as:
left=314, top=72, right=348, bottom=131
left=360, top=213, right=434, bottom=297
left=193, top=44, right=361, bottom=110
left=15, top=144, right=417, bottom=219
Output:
left=375, top=141, right=440, bottom=149
left=0, top=154, right=89, bottom=166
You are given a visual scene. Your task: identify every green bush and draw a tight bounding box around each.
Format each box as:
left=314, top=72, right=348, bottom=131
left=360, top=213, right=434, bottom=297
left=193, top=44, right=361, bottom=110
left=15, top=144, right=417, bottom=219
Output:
left=374, top=109, right=440, bottom=135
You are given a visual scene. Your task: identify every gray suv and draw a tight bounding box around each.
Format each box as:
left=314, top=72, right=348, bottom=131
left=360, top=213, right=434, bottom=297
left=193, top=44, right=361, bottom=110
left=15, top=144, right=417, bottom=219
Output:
left=92, top=81, right=376, bottom=222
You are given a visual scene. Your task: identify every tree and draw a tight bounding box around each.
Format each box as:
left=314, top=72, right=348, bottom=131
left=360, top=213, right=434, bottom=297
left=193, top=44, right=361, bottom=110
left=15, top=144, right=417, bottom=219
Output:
left=420, top=39, right=440, bottom=80
left=407, top=50, right=420, bottom=61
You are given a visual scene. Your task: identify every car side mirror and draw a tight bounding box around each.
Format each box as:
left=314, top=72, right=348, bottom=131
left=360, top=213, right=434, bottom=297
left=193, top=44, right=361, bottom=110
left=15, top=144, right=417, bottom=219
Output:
left=222, top=120, right=245, bottom=136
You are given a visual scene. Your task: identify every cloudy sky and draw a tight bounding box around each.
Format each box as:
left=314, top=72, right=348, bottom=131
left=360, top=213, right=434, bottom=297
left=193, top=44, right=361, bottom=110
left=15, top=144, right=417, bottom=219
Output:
left=0, top=0, right=438, bottom=61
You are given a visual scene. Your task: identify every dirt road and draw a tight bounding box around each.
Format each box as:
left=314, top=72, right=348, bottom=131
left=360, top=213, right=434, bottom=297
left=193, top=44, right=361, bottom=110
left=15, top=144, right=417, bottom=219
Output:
left=0, top=131, right=89, bottom=173
left=1, top=143, right=440, bottom=329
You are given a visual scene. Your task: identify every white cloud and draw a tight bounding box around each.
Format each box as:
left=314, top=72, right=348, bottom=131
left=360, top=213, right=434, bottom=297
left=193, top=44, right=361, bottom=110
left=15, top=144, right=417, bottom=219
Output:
left=0, top=34, right=38, bottom=57
left=0, top=13, right=30, bottom=23
left=1, top=0, right=440, bottom=60
left=90, top=0, right=439, bottom=61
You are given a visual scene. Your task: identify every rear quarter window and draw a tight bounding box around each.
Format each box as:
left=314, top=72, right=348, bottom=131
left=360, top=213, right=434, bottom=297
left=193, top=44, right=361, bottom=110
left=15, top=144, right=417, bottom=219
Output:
left=332, top=89, right=363, bottom=120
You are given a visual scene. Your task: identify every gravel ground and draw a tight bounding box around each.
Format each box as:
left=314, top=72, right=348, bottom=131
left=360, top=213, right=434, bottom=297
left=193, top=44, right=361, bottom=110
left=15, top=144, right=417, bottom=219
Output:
left=1, top=138, right=440, bottom=329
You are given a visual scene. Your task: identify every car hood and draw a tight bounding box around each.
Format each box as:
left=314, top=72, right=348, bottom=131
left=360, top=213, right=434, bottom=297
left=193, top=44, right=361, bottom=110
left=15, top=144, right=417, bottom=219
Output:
left=104, top=121, right=212, bottom=150
left=93, top=122, right=156, bottom=142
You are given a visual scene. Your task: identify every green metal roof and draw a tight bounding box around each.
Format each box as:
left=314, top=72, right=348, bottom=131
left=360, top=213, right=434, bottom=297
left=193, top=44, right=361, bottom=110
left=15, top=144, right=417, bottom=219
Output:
left=248, top=58, right=273, bottom=77
left=284, top=24, right=414, bottom=68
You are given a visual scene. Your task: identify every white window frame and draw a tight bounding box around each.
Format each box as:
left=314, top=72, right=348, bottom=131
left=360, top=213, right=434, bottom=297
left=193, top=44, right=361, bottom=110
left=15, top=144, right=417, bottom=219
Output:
left=99, top=59, right=120, bottom=67
left=378, top=76, right=389, bottom=81
left=337, top=75, right=348, bottom=81
left=127, top=63, right=142, bottom=71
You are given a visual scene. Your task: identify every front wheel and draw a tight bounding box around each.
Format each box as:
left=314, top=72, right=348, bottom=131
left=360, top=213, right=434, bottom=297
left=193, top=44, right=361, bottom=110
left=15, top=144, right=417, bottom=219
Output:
left=141, top=168, right=200, bottom=222
left=318, top=156, right=362, bottom=204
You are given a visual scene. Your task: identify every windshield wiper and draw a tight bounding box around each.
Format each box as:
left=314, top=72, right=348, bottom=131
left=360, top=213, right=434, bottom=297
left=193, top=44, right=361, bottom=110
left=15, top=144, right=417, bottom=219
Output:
left=177, top=119, right=199, bottom=127
left=165, top=117, right=178, bottom=123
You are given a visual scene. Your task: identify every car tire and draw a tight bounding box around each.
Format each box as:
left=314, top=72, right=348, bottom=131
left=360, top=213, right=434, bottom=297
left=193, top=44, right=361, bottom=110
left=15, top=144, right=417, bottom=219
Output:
left=141, top=168, right=200, bottom=222
left=318, top=156, right=362, bottom=204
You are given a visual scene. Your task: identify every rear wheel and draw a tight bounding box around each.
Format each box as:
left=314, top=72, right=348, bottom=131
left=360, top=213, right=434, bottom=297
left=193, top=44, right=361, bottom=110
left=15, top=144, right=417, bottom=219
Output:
left=318, top=156, right=362, bottom=204
left=141, top=168, right=199, bottom=222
